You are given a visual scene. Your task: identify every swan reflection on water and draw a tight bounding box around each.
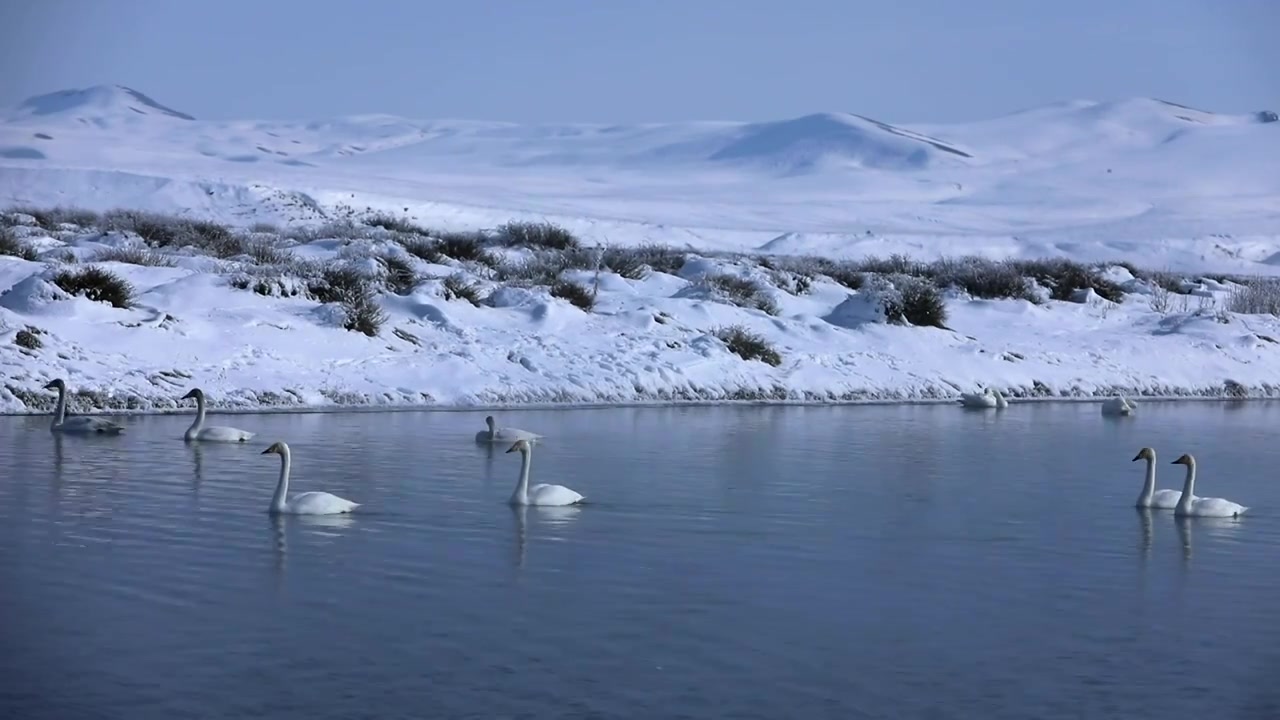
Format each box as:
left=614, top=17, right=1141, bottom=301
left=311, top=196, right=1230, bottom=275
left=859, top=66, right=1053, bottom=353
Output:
left=510, top=503, right=583, bottom=569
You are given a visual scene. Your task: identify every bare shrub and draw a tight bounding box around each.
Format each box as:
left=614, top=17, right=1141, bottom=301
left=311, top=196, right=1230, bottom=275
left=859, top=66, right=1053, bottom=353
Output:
left=363, top=212, right=430, bottom=235
left=600, top=244, right=686, bottom=278
left=1010, top=258, right=1124, bottom=303
left=713, top=325, right=782, bottom=366
left=6, top=206, right=100, bottom=230
left=1226, top=279, right=1280, bottom=316
left=51, top=266, right=135, bottom=308
left=930, top=256, right=1038, bottom=302
left=872, top=274, right=948, bottom=328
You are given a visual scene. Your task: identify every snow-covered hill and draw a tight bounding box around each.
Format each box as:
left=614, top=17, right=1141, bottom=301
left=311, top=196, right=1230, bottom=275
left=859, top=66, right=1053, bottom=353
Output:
left=1, top=85, right=1279, bottom=415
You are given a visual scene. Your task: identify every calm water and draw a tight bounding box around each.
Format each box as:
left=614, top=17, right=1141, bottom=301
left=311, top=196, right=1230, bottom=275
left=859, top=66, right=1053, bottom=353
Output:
left=2, top=402, right=1279, bottom=719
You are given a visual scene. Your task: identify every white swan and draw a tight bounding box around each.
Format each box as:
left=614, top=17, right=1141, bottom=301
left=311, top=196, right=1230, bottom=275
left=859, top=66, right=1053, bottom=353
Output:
left=1130, top=447, right=1182, bottom=509
left=1102, top=396, right=1136, bottom=417
left=181, top=388, right=255, bottom=443
left=1170, top=453, right=1247, bottom=518
left=261, top=441, right=359, bottom=515
left=959, top=388, right=1008, bottom=409
left=476, top=414, right=542, bottom=443
left=506, top=439, right=584, bottom=506
left=43, top=378, right=124, bottom=434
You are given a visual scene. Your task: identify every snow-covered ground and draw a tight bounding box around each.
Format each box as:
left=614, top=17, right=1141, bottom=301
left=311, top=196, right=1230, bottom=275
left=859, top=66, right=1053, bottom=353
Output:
left=1, top=85, right=1279, bottom=415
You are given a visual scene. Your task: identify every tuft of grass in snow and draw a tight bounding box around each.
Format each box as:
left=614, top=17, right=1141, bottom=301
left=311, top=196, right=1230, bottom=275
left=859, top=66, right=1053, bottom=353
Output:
left=600, top=244, right=687, bottom=278
left=377, top=254, right=421, bottom=296
left=5, top=205, right=100, bottom=230
left=550, top=279, right=596, bottom=311
left=713, top=325, right=782, bottom=366
left=362, top=212, right=431, bottom=236
left=1227, top=278, right=1280, bottom=316
left=308, top=266, right=387, bottom=336
left=249, top=221, right=280, bottom=235
left=93, top=246, right=177, bottom=267
left=0, top=226, right=38, bottom=261
left=51, top=265, right=135, bottom=308
left=700, top=273, right=780, bottom=315
left=435, top=232, right=498, bottom=265
left=14, top=326, right=43, bottom=350
left=442, top=274, right=483, bottom=306
left=494, top=221, right=580, bottom=250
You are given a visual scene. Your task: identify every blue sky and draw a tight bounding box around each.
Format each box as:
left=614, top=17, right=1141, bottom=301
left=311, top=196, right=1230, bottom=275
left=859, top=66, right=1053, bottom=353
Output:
left=1, top=0, right=1274, bottom=123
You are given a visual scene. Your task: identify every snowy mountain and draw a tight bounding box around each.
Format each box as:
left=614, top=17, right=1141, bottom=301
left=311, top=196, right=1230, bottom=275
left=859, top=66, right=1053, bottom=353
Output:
left=1, top=85, right=1279, bottom=414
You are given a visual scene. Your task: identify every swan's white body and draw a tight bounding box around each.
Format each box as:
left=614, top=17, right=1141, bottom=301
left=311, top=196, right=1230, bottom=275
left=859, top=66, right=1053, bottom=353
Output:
left=506, top=439, right=583, bottom=506
left=1131, top=447, right=1183, bottom=509
left=959, top=388, right=1007, bottom=409
left=262, top=441, right=359, bottom=515
left=44, top=379, right=124, bottom=434
left=1102, top=396, right=1136, bottom=417
left=1171, top=453, right=1247, bottom=518
left=477, top=415, right=541, bottom=443
left=182, top=388, right=254, bottom=443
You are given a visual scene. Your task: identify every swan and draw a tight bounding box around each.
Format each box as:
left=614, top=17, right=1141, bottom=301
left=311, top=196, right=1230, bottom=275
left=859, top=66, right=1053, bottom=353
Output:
left=43, top=379, right=124, bottom=434
left=476, top=415, right=542, bottom=443
left=1170, top=453, right=1247, bottom=518
left=181, top=388, right=255, bottom=443
left=1130, top=447, right=1183, bottom=509
left=959, top=388, right=1007, bottom=409
left=1102, top=396, right=1136, bottom=417
left=261, top=441, right=359, bottom=515
left=506, top=439, right=584, bottom=506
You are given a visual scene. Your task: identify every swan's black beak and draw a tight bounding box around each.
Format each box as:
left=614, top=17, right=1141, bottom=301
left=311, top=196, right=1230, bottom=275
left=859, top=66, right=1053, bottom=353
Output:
left=505, top=446, right=518, bottom=453
left=1131, top=454, right=1142, bottom=462
left=261, top=448, right=272, bottom=455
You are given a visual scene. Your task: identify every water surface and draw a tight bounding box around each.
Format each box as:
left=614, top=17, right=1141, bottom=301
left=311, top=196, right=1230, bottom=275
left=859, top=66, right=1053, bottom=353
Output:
left=2, top=402, right=1279, bottom=719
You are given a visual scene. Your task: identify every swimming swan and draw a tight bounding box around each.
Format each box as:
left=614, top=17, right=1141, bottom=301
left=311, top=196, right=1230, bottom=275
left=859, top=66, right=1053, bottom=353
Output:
left=181, top=388, right=255, bottom=443
left=959, top=388, right=1008, bottom=409
left=506, top=439, right=584, bottom=506
left=43, top=378, right=124, bottom=434
left=477, top=415, right=542, bottom=443
left=1130, top=447, right=1182, bottom=509
left=261, top=441, right=359, bottom=515
left=1102, top=396, right=1136, bottom=417
left=1170, top=453, right=1247, bottom=518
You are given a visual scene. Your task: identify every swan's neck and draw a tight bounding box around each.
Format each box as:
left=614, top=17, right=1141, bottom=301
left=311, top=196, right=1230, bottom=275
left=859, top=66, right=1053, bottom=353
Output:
left=487, top=418, right=496, bottom=440
left=185, top=395, right=206, bottom=439
left=1137, top=458, right=1156, bottom=505
left=52, top=386, right=67, bottom=429
left=1176, top=462, right=1196, bottom=511
left=270, top=450, right=291, bottom=513
left=511, top=450, right=531, bottom=505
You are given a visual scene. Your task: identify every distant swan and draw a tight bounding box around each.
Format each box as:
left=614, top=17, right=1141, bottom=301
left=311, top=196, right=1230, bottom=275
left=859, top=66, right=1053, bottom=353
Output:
left=1170, top=453, right=1247, bottom=518
left=1102, top=396, right=1136, bottom=417
left=476, top=415, right=542, bottom=443
left=959, top=388, right=1007, bottom=409
left=261, top=441, right=359, bottom=515
left=43, top=378, right=124, bottom=434
left=1130, top=447, right=1182, bottom=509
left=181, top=388, right=254, bottom=443
left=506, top=439, right=584, bottom=506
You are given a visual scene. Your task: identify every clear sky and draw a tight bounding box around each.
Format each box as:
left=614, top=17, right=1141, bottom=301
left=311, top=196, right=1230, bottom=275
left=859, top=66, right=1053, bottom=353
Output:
left=1, top=0, right=1275, bottom=124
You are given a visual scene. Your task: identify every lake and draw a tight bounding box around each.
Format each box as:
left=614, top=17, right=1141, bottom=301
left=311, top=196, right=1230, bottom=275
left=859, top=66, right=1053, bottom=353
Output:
left=2, top=401, right=1279, bottom=719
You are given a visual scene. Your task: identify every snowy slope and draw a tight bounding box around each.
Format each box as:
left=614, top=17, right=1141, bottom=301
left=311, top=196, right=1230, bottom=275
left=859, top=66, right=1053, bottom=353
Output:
left=1, top=85, right=1279, bottom=415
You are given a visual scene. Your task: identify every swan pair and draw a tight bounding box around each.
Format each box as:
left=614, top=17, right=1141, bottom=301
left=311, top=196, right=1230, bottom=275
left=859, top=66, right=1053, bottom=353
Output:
left=959, top=388, right=1008, bottom=409
left=1130, top=447, right=1247, bottom=517
left=43, top=379, right=254, bottom=443
left=476, top=416, right=582, bottom=505
left=1102, top=396, right=1136, bottom=417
